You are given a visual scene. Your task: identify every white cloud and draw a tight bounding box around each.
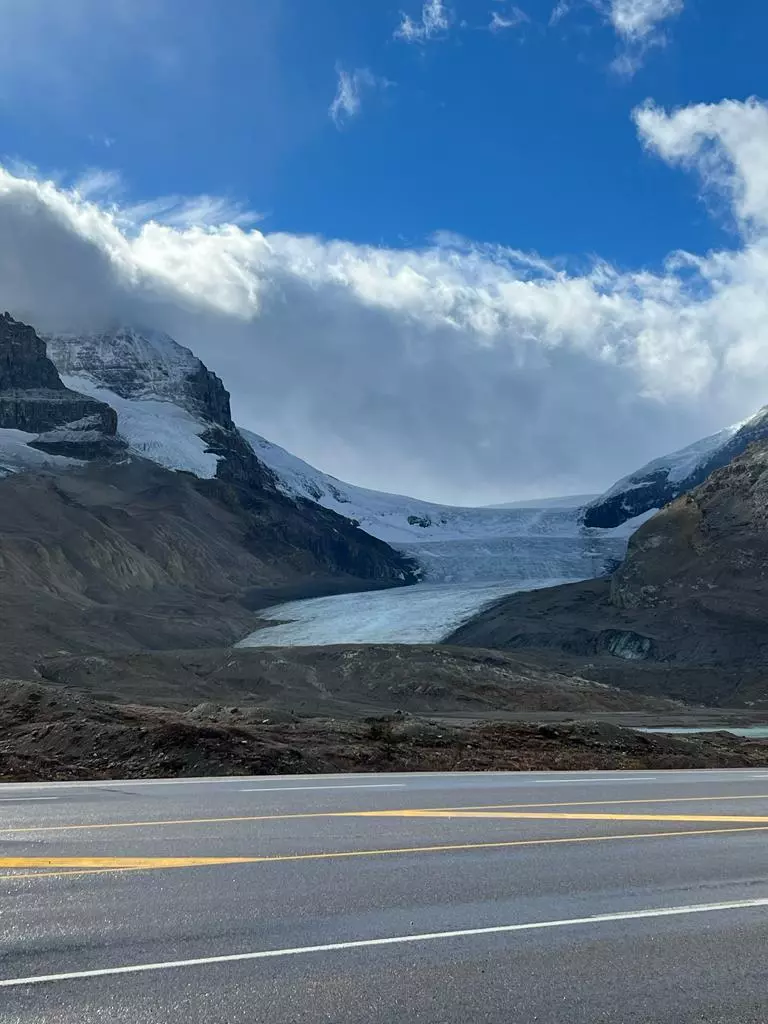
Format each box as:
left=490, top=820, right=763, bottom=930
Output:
left=329, top=67, right=382, bottom=127
left=72, top=168, right=124, bottom=200
left=549, top=1, right=570, bottom=26
left=609, top=0, right=683, bottom=42
left=126, top=194, right=263, bottom=230
left=1, top=98, right=768, bottom=504
left=634, top=98, right=768, bottom=233
left=395, top=0, right=451, bottom=43
left=489, top=7, right=529, bottom=32
left=604, top=0, right=683, bottom=75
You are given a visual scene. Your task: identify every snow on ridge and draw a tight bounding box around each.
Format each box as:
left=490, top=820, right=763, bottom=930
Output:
left=240, top=425, right=643, bottom=561
left=46, top=327, right=202, bottom=405
left=60, top=374, right=219, bottom=479
left=240, top=429, right=634, bottom=546
left=595, top=424, right=739, bottom=504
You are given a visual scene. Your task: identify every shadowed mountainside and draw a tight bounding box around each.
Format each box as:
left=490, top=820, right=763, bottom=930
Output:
left=0, top=457, right=417, bottom=676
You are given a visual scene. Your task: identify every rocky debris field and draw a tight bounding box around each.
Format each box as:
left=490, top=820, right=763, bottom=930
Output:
left=1, top=679, right=766, bottom=782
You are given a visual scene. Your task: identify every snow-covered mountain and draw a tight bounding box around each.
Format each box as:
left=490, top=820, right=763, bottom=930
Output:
left=584, top=407, right=768, bottom=528
left=0, top=322, right=633, bottom=585
left=243, top=429, right=587, bottom=544
left=45, top=327, right=230, bottom=479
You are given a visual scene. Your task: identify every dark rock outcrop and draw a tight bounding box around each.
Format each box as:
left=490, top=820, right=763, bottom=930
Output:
left=0, top=312, right=64, bottom=390
left=0, top=313, right=122, bottom=458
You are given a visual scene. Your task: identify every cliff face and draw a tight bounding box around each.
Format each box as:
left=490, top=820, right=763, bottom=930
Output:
left=0, top=313, right=122, bottom=458
left=0, top=312, right=64, bottom=390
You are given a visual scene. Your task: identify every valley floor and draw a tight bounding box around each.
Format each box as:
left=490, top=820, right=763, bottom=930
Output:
left=3, top=676, right=768, bottom=782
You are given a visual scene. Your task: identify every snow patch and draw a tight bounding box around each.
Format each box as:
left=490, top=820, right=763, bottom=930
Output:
left=59, top=375, right=219, bottom=478
left=0, top=428, right=81, bottom=475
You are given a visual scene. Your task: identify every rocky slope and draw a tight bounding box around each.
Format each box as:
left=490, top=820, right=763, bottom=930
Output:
left=0, top=456, right=416, bottom=677
left=33, top=644, right=680, bottom=715
left=583, top=405, right=768, bottom=528
left=449, top=440, right=768, bottom=706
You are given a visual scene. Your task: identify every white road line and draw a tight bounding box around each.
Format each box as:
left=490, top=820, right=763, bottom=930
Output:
left=522, top=778, right=657, bottom=785
left=239, top=784, right=406, bottom=792
left=0, top=797, right=58, bottom=803
left=3, top=896, right=768, bottom=988
left=0, top=768, right=763, bottom=791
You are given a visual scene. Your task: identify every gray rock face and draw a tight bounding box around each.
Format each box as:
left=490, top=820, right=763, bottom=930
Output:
left=0, top=313, right=122, bottom=457
left=45, top=327, right=234, bottom=430
left=0, top=312, right=64, bottom=391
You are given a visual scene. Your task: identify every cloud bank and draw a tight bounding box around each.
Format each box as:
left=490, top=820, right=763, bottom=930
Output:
left=1, top=98, right=767, bottom=505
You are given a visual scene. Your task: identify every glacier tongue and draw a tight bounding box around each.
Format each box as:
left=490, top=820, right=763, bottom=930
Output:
left=237, top=578, right=572, bottom=648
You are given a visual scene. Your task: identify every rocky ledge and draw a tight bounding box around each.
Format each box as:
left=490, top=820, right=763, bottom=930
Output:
left=0, top=313, right=123, bottom=458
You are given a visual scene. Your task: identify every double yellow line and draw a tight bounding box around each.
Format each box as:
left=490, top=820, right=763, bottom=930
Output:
left=4, top=790, right=768, bottom=880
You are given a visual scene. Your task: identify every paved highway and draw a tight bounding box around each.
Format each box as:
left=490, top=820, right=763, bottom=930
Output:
left=3, top=768, right=768, bottom=1021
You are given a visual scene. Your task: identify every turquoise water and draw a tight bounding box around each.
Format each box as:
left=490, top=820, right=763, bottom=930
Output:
left=638, top=727, right=768, bottom=738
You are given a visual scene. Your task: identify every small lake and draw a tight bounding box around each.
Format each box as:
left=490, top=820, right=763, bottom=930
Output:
left=638, top=727, right=768, bottom=738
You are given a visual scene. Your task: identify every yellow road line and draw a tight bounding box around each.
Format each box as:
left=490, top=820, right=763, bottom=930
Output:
left=2, top=825, right=768, bottom=881
left=371, top=810, right=768, bottom=823
left=5, top=791, right=768, bottom=835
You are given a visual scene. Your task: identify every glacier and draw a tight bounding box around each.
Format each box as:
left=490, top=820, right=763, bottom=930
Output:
left=237, top=578, right=573, bottom=648
left=39, top=325, right=652, bottom=646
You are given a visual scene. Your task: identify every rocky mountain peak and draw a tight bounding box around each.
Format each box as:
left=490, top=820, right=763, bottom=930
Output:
left=583, top=406, right=768, bottom=529
left=0, top=312, right=65, bottom=391
left=0, top=314, right=123, bottom=460
left=46, top=327, right=234, bottom=431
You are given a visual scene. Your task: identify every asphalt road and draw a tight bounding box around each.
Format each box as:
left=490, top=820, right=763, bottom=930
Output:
left=3, top=768, right=768, bottom=1022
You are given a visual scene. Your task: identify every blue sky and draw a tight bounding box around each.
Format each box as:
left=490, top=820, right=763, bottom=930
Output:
left=0, top=0, right=766, bottom=503
left=3, top=0, right=764, bottom=265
